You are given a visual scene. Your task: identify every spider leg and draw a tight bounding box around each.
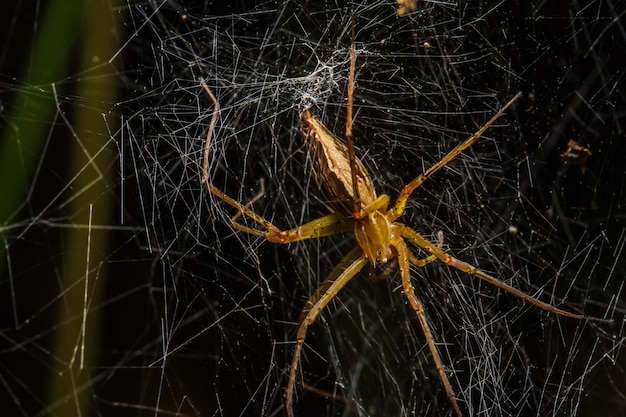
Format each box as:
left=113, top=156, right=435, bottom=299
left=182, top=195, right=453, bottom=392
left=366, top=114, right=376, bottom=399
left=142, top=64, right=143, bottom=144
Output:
left=200, top=80, right=354, bottom=243
left=227, top=178, right=267, bottom=235
left=409, top=230, right=443, bottom=267
left=345, top=16, right=361, bottom=218
left=398, top=224, right=612, bottom=323
left=396, top=238, right=464, bottom=417
left=409, top=252, right=437, bottom=268
left=206, top=177, right=353, bottom=242
left=287, top=246, right=368, bottom=417
left=200, top=79, right=219, bottom=186
left=199, top=80, right=285, bottom=235
left=388, top=93, right=522, bottom=221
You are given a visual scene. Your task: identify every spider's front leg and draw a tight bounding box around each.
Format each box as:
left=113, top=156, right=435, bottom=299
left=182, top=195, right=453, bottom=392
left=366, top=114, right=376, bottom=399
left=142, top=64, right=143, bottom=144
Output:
left=388, top=93, right=522, bottom=222
left=207, top=184, right=361, bottom=243
left=200, top=82, right=353, bottom=244
left=205, top=180, right=352, bottom=243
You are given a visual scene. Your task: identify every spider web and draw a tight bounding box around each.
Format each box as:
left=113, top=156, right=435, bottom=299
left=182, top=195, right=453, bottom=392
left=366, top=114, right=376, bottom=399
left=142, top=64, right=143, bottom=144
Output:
left=1, top=1, right=625, bottom=417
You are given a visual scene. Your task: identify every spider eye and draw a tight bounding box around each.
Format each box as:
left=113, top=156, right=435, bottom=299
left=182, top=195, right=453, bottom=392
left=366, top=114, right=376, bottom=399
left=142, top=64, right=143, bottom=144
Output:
left=375, top=250, right=390, bottom=266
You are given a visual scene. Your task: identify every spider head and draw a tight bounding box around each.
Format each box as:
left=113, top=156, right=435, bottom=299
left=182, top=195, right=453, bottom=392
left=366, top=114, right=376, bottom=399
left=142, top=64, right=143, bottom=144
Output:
left=355, top=211, right=396, bottom=267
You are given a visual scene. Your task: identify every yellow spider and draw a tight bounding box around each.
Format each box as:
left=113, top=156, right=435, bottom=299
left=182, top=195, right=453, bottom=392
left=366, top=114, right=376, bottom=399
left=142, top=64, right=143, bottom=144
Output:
left=199, top=39, right=609, bottom=417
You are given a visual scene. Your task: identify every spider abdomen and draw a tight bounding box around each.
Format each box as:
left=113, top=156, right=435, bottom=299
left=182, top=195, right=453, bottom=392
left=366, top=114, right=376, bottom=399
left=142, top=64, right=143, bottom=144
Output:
left=301, top=111, right=376, bottom=216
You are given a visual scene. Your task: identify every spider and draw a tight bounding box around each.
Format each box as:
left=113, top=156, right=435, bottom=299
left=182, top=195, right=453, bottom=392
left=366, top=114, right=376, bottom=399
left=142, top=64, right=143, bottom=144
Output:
left=199, top=38, right=610, bottom=417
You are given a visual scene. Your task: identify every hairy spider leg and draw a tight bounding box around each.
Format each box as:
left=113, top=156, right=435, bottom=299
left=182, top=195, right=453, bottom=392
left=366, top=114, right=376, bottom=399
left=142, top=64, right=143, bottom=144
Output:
left=225, top=181, right=351, bottom=240
left=200, top=80, right=286, bottom=235
left=395, top=238, right=464, bottom=417
left=201, top=80, right=357, bottom=243
left=397, top=224, right=612, bottom=323
left=286, top=246, right=368, bottom=417
left=408, top=230, right=443, bottom=268
left=344, top=17, right=361, bottom=219
left=389, top=92, right=523, bottom=221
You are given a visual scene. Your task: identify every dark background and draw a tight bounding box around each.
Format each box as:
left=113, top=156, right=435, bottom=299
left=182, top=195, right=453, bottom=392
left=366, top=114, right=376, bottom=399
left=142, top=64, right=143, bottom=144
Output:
left=1, top=1, right=625, bottom=417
